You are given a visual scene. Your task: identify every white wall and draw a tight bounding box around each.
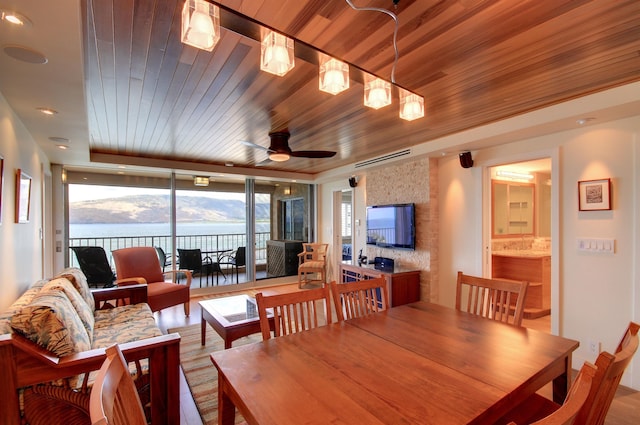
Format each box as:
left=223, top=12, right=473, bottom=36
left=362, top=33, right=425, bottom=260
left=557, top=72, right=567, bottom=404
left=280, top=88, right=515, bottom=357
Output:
left=439, top=115, right=640, bottom=389
left=0, top=92, right=50, bottom=311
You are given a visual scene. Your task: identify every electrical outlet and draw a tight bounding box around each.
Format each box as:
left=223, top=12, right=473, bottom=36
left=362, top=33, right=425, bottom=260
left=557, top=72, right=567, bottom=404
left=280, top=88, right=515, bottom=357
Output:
left=588, top=340, right=600, bottom=355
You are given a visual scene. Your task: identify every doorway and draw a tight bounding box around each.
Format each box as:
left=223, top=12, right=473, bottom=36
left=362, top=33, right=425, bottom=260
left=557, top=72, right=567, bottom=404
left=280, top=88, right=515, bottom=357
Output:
left=487, top=158, right=552, bottom=332
left=333, top=189, right=353, bottom=280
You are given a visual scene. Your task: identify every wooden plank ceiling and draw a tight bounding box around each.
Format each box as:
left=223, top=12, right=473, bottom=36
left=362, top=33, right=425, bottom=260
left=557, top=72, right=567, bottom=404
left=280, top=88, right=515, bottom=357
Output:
left=82, top=0, right=640, bottom=175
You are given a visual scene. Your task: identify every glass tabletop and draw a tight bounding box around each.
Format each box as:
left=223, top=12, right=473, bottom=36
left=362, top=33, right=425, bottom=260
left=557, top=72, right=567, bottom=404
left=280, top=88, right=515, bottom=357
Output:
left=201, top=294, right=258, bottom=323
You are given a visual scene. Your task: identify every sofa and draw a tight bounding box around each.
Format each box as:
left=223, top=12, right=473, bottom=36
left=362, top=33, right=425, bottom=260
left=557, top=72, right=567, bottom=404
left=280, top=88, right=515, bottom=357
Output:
left=0, top=268, right=180, bottom=425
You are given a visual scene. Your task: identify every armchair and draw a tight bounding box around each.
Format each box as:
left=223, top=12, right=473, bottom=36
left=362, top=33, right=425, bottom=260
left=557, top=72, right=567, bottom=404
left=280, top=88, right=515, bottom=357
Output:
left=70, top=246, right=116, bottom=288
left=297, top=243, right=328, bottom=288
left=219, top=246, right=246, bottom=283
left=113, top=247, right=192, bottom=316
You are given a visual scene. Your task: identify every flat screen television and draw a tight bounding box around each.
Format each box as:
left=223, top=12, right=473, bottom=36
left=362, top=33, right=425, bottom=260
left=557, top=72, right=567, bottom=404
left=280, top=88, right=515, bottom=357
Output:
left=366, top=203, right=415, bottom=250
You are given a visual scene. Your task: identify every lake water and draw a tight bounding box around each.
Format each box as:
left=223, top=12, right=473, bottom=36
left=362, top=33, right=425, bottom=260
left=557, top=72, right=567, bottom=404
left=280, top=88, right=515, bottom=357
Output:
left=70, top=222, right=271, bottom=238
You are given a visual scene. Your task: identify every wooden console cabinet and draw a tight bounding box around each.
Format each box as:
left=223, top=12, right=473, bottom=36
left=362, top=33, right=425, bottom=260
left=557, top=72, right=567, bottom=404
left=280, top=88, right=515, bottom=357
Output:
left=340, top=262, right=420, bottom=307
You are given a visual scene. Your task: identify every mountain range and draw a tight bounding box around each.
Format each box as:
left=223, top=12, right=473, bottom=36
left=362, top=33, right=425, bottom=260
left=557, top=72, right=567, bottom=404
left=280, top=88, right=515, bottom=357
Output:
left=69, top=194, right=270, bottom=224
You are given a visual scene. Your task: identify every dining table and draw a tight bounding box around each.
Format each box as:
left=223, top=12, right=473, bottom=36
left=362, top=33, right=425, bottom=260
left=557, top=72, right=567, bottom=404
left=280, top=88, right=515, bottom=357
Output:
left=210, top=301, right=579, bottom=425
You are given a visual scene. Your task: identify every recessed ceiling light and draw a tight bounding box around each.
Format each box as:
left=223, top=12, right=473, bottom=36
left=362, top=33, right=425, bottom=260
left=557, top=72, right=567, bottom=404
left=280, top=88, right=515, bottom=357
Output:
left=576, top=117, right=595, bottom=125
left=56, top=145, right=68, bottom=150
left=3, top=45, right=47, bottom=64
left=37, top=107, right=57, bottom=115
left=1, top=10, right=32, bottom=26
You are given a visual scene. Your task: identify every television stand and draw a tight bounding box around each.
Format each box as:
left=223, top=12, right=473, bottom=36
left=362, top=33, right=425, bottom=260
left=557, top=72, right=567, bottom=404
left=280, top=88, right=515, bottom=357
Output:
left=340, top=261, right=420, bottom=307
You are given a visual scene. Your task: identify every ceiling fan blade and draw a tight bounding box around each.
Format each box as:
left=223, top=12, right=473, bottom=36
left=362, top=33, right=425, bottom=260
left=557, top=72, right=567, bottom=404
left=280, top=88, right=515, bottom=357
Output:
left=240, top=140, right=273, bottom=153
left=290, top=150, right=337, bottom=158
left=255, top=158, right=273, bottom=167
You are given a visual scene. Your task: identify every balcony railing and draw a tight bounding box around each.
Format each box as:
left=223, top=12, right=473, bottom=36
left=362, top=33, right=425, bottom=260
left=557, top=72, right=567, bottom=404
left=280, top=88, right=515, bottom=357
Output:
left=68, top=232, right=271, bottom=269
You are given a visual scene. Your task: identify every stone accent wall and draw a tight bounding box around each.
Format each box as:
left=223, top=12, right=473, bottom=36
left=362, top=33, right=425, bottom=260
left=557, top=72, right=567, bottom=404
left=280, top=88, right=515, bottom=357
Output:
left=366, top=157, right=438, bottom=301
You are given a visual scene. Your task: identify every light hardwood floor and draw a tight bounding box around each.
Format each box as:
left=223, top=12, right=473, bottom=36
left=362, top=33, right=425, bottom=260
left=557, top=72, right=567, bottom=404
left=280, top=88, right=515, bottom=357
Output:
left=156, top=288, right=639, bottom=425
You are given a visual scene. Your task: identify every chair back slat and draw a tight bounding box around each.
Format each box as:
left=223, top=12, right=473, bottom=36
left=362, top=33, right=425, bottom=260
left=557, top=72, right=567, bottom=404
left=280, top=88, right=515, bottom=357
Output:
left=256, top=286, right=332, bottom=340
left=330, top=278, right=389, bottom=321
left=508, top=362, right=597, bottom=425
left=456, top=271, right=529, bottom=327
left=576, top=321, right=640, bottom=425
left=89, top=344, right=147, bottom=425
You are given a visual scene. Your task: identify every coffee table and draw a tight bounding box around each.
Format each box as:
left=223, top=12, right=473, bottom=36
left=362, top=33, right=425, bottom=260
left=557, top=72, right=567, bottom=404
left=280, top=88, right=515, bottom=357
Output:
left=200, top=294, right=270, bottom=348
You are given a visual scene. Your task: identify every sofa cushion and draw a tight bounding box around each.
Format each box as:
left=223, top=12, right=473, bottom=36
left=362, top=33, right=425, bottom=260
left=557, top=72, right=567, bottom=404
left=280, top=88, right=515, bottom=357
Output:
left=0, top=279, right=49, bottom=334
left=56, top=267, right=95, bottom=312
left=92, top=303, right=162, bottom=348
left=43, top=278, right=95, bottom=342
left=10, top=287, right=91, bottom=357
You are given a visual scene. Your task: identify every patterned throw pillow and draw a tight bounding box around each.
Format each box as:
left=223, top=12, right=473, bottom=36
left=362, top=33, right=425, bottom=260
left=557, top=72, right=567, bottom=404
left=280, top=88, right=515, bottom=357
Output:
left=43, top=277, right=95, bottom=342
left=0, top=279, right=50, bottom=334
left=10, top=287, right=91, bottom=357
left=56, top=267, right=95, bottom=312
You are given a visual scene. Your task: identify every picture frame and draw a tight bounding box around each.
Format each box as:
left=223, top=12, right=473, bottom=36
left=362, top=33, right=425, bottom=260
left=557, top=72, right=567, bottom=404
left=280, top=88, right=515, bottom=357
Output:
left=578, top=178, right=611, bottom=211
left=15, top=169, right=32, bottom=223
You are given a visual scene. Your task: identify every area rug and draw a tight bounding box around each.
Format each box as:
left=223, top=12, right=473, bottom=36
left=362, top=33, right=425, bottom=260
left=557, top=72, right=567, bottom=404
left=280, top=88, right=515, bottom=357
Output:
left=169, top=324, right=262, bottom=424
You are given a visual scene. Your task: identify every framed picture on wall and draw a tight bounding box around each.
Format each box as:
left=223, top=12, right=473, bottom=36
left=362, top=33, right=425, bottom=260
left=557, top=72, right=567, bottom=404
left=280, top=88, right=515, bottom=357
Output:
left=15, top=169, right=32, bottom=223
left=578, top=178, right=611, bottom=211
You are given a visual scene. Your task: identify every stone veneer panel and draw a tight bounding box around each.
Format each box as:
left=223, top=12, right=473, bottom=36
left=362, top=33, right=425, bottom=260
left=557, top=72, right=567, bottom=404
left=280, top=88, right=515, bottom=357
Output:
left=366, top=157, right=438, bottom=302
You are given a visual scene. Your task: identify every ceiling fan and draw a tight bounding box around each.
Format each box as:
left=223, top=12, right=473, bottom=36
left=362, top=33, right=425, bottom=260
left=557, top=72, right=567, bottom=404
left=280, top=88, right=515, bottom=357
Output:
left=242, top=129, right=336, bottom=165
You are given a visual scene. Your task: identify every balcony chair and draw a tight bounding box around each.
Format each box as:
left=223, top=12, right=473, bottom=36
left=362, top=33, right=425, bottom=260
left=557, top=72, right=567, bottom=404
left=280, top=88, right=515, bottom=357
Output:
left=330, top=278, right=389, bottom=321
left=178, top=248, right=223, bottom=286
left=112, top=246, right=192, bottom=316
left=455, top=271, right=529, bottom=327
left=70, top=246, right=116, bottom=288
left=89, top=344, right=147, bottom=425
left=499, top=321, right=640, bottom=425
left=297, top=243, right=329, bottom=288
left=219, top=246, right=246, bottom=283
left=154, top=246, right=172, bottom=272
left=255, top=286, right=332, bottom=340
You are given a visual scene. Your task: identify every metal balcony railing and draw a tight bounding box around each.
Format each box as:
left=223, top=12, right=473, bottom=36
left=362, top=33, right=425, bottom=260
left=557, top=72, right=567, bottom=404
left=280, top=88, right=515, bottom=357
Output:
left=68, top=231, right=271, bottom=269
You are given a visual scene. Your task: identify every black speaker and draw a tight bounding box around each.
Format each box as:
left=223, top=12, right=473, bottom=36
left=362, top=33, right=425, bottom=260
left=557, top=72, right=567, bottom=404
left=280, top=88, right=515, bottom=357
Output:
left=348, top=176, right=358, bottom=187
left=459, top=151, right=473, bottom=168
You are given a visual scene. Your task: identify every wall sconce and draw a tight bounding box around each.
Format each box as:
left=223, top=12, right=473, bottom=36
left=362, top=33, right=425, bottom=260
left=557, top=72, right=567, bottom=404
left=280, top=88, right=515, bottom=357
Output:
left=193, top=176, right=210, bottom=186
left=260, top=28, right=294, bottom=76
left=283, top=186, right=291, bottom=195
left=364, top=73, right=391, bottom=109
left=399, top=88, right=424, bottom=121
left=319, top=54, right=349, bottom=95
left=181, top=0, right=220, bottom=52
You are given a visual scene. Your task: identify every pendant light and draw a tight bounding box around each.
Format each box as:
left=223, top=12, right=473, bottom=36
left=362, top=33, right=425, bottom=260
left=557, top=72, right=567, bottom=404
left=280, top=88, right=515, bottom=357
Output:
left=181, top=0, right=220, bottom=52
left=260, top=29, right=294, bottom=76
left=399, top=88, right=425, bottom=121
left=363, top=73, right=391, bottom=109
left=319, top=55, right=349, bottom=95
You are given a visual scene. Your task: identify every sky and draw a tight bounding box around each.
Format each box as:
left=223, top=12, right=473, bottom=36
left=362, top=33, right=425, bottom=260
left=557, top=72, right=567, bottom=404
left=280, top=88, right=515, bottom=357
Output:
left=68, top=184, right=248, bottom=202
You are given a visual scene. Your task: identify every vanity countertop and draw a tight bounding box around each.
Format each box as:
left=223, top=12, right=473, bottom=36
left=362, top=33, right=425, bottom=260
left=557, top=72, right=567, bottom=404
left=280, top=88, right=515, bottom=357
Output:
left=492, top=250, right=550, bottom=258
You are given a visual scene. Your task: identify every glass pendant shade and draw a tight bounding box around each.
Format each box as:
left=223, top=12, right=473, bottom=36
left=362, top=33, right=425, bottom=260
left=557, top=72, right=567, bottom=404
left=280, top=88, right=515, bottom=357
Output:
left=181, top=0, right=220, bottom=52
left=319, top=56, right=349, bottom=95
left=261, top=29, right=295, bottom=76
left=364, top=74, right=391, bottom=109
left=399, top=88, right=425, bottom=121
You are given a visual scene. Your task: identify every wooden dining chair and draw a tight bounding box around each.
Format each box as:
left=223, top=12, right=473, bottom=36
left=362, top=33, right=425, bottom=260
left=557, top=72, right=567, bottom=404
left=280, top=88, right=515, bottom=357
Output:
left=89, top=344, right=147, bottom=425
left=455, top=271, right=529, bottom=327
left=507, top=361, right=597, bottom=425
left=255, top=286, right=332, bottom=340
left=330, top=278, right=389, bottom=321
left=500, top=321, right=640, bottom=425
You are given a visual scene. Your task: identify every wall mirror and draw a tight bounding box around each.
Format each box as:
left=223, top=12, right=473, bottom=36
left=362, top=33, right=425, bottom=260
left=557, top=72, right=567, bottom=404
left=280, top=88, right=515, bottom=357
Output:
left=492, top=180, right=535, bottom=237
left=15, top=169, right=32, bottom=223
